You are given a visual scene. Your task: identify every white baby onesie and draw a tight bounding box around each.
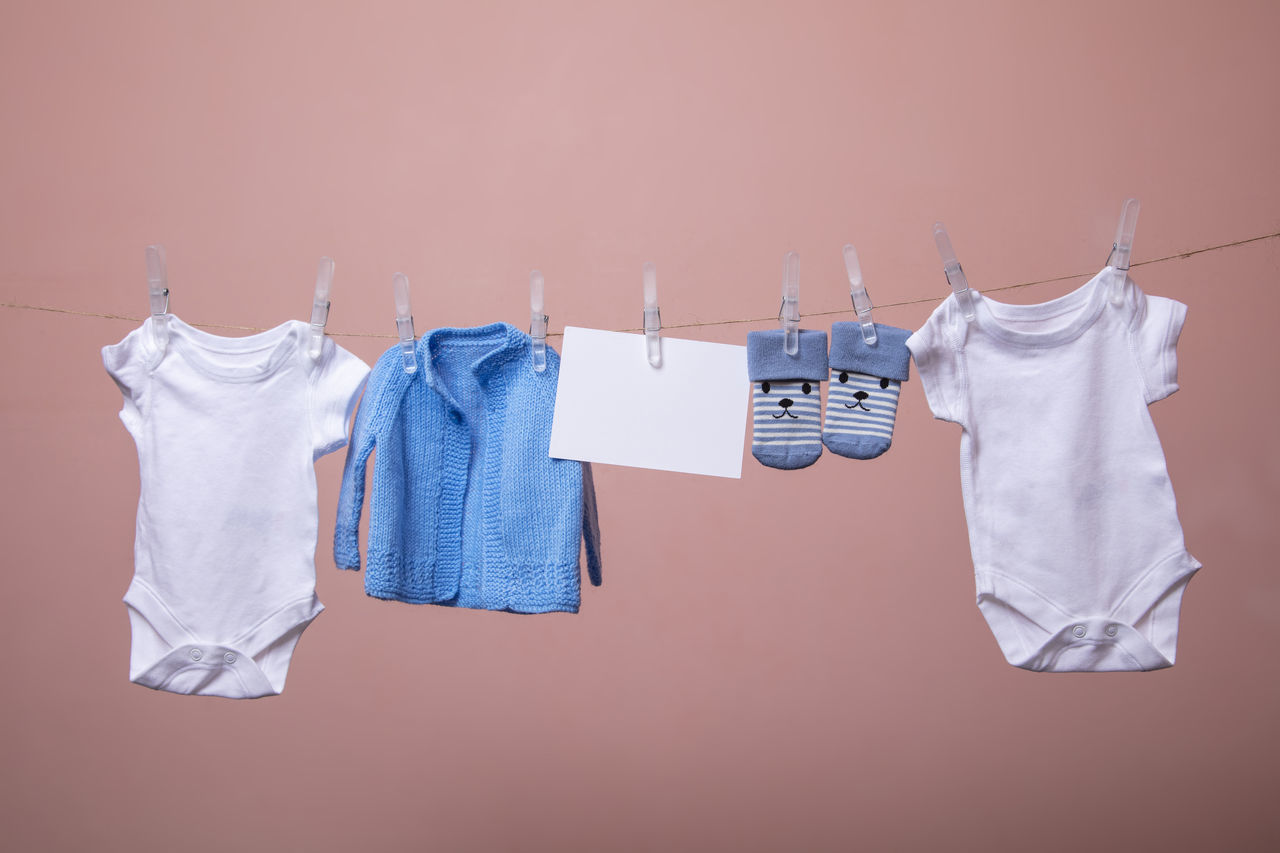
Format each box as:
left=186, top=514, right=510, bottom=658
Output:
left=103, top=316, right=369, bottom=697
left=907, top=268, right=1200, bottom=672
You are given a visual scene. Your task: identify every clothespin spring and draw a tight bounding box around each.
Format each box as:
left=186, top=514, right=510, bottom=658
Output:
left=530, top=270, right=548, bottom=373
left=642, top=261, right=662, bottom=368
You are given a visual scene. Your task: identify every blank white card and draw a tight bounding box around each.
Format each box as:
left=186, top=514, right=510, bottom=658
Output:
left=550, top=326, right=749, bottom=479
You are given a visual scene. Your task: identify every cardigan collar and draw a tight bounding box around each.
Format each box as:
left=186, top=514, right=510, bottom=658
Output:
left=417, top=322, right=530, bottom=405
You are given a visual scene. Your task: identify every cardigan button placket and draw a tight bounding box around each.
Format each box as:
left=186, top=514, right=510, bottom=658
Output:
left=337, top=321, right=600, bottom=612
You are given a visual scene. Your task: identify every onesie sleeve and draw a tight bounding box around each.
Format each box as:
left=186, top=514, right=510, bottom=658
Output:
left=1131, top=295, right=1188, bottom=404
left=905, top=305, right=966, bottom=425
left=310, top=338, right=372, bottom=459
left=101, top=323, right=157, bottom=435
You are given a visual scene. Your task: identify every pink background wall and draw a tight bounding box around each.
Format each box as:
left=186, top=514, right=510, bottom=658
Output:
left=3, top=2, right=1278, bottom=850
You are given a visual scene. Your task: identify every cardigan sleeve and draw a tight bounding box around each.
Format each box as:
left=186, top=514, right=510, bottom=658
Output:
left=580, top=461, right=603, bottom=586
left=333, top=378, right=378, bottom=571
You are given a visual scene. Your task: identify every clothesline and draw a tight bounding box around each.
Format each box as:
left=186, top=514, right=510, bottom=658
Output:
left=2, top=231, right=1275, bottom=339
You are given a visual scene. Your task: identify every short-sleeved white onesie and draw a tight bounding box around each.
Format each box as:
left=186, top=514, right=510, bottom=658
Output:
left=104, top=316, right=369, bottom=697
left=907, top=268, right=1200, bottom=672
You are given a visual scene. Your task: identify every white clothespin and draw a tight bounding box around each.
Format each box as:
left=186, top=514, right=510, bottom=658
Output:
left=1106, top=198, right=1140, bottom=305
left=933, top=222, right=976, bottom=322
left=145, top=244, right=170, bottom=351
left=779, top=251, right=800, bottom=355
left=392, top=272, right=417, bottom=374
left=642, top=261, right=662, bottom=368
left=529, top=270, right=548, bottom=373
left=842, top=244, right=877, bottom=344
left=308, top=257, right=334, bottom=360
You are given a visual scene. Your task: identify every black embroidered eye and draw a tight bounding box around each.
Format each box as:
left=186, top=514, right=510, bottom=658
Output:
left=802, top=382, right=812, bottom=394
left=839, top=371, right=849, bottom=383
left=761, top=382, right=770, bottom=394
left=879, top=377, right=890, bottom=389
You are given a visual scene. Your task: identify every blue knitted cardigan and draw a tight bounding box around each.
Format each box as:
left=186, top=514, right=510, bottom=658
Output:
left=334, top=322, right=602, bottom=613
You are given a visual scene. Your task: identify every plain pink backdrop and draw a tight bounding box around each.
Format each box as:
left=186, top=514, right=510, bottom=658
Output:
left=2, top=2, right=1278, bottom=851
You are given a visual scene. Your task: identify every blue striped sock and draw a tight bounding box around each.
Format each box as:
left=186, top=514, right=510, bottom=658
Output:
left=823, top=322, right=911, bottom=460
left=747, top=329, right=828, bottom=470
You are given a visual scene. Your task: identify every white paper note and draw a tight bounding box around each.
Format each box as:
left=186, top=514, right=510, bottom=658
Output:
left=550, top=326, right=749, bottom=479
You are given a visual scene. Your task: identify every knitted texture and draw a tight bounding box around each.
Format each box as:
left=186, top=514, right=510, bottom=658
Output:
left=334, top=322, right=603, bottom=613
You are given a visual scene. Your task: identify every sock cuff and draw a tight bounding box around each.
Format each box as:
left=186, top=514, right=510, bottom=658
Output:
left=747, top=329, right=828, bottom=381
left=829, top=322, right=912, bottom=381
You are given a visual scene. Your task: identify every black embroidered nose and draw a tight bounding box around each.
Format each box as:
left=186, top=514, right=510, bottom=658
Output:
left=853, top=391, right=869, bottom=401
left=778, top=398, right=794, bottom=408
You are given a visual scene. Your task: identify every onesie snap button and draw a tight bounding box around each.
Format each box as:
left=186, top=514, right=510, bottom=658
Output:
left=189, top=648, right=203, bottom=661
left=223, top=652, right=237, bottom=663
left=1072, top=625, right=1086, bottom=638
left=1105, top=624, right=1119, bottom=637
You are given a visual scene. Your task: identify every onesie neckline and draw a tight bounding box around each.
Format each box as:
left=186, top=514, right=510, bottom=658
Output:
left=163, top=316, right=303, bottom=382
left=972, top=267, right=1111, bottom=348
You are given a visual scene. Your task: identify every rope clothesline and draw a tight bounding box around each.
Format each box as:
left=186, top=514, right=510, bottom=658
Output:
left=2, top=231, right=1275, bottom=339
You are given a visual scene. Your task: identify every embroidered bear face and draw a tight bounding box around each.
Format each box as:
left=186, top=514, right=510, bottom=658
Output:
left=825, top=369, right=900, bottom=439
left=753, top=379, right=820, bottom=422
left=752, top=378, right=823, bottom=465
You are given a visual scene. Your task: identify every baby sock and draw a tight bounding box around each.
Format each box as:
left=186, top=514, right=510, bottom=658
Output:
left=747, top=329, right=828, bottom=469
left=823, top=322, right=911, bottom=459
